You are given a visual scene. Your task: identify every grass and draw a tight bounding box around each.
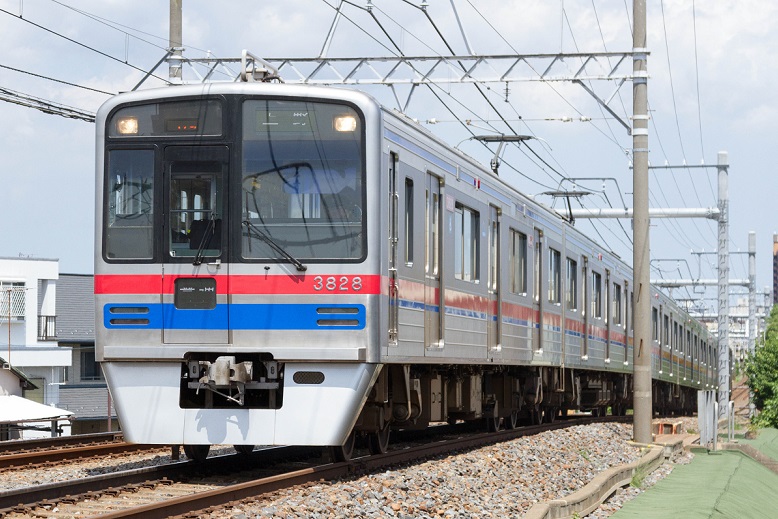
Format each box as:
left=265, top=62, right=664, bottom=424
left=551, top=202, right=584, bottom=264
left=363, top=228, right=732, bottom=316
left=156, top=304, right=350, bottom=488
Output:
left=630, top=465, right=649, bottom=488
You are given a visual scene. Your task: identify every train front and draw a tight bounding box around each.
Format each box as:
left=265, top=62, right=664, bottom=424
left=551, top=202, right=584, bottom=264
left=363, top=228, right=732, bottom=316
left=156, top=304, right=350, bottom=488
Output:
left=94, top=84, right=384, bottom=450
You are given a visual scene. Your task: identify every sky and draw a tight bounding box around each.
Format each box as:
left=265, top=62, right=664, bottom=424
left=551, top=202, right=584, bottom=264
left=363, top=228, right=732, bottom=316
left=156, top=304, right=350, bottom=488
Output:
left=0, top=0, right=776, bottom=317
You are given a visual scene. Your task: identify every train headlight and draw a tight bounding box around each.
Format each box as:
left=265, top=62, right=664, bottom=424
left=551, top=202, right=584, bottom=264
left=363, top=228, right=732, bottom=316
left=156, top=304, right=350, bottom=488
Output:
left=333, top=115, right=357, bottom=132
left=116, top=116, right=139, bottom=135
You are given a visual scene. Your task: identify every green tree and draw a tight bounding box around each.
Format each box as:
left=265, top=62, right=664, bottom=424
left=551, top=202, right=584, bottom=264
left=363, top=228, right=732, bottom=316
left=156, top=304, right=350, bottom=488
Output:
left=744, top=305, right=778, bottom=428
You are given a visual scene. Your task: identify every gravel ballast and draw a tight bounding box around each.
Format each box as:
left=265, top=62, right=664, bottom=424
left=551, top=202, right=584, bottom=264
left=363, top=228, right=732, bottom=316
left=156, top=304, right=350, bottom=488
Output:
left=203, top=422, right=680, bottom=519
left=2, top=420, right=701, bottom=518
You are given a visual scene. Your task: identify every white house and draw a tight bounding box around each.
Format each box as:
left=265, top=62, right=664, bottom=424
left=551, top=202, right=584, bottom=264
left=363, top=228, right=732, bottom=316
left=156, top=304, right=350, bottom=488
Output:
left=1, top=257, right=72, bottom=436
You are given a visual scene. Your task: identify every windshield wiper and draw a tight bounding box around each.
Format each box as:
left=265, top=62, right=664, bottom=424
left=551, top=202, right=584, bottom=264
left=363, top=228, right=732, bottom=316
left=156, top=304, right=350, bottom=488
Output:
left=243, top=220, right=307, bottom=272
left=193, top=215, right=217, bottom=266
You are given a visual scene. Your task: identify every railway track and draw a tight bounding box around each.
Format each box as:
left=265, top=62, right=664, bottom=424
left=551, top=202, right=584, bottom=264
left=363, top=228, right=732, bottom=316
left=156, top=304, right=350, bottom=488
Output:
left=0, top=432, right=162, bottom=471
left=0, top=416, right=629, bottom=518
left=0, top=432, right=124, bottom=455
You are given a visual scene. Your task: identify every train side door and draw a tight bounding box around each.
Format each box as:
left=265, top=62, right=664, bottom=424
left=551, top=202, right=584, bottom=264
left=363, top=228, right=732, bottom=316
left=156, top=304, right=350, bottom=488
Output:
left=388, top=152, right=399, bottom=347
left=487, top=205, right=502, bottom=356
left=532, top=228, right=543, bottom=353
left=582, top=256, right=589, bottom=359
left=605, top=270, right=611, bottom=361
left=424, top=173, right=443, bottom=350
left=162, top=145, right=229, bottom=345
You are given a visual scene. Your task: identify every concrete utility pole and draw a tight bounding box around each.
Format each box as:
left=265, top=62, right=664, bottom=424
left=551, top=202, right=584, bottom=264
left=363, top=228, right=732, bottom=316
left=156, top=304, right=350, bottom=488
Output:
left=749, top=231, right=757, bottom=356
left=169, top=0, right=183, bottom=83
left=748, top=232, right=756, bottom=419
left=717, top=152, right=730, bottom=418
left=632, top=0, right=652, bottom=445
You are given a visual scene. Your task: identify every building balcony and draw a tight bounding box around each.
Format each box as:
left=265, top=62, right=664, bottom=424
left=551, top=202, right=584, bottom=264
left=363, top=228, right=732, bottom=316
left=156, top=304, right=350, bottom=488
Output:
left=37, top=315, right=57, bottom=341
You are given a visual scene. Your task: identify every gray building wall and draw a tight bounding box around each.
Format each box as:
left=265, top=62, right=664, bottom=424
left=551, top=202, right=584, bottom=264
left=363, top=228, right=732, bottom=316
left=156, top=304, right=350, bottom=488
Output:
left=56, top=274, right=118, bottom=433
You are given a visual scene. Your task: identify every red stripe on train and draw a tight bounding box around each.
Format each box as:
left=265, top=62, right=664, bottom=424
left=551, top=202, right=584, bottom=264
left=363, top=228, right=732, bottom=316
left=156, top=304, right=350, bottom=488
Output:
left=94, top=274, right=382, bottom=295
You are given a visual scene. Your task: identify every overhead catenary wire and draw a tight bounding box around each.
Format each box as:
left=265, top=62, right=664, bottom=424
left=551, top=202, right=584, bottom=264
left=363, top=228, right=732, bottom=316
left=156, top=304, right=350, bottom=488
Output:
left=590, top=0, right=630, bottom=128
left=0, top=86, right=95, bottom=122
left=658, top=1, right=715, bottom=209
left=458, top=0, right=575, bottom=179
left=0, top=63, right=114, bottom=95
left=553, top=1, right=634, bottom=251
left=463, top=0, right=631, bottom=156
left=691, top=0, right=705, bottom=159
left=371, top=0, right=575, bottom=186
left=46, top=0, right=239, bottom=81
left=561, top=4, right=624, bottom=158
left=322, top=0, right=563, bottom=191
left=649, top=113, right=716, bottom=252
left=0, top=7, right=172, bottom=86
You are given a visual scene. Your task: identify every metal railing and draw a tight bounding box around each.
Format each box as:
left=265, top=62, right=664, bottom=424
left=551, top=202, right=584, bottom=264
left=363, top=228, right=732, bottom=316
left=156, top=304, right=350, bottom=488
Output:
left=37, top=315, right=56, bottom=341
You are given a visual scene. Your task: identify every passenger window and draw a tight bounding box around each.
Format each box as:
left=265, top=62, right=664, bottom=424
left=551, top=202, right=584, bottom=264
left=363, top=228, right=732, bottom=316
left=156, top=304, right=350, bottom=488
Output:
left=405, top=178, right=414, bottom=265
left=548, top=248, right=561, bottom=304
left=169, top=165, right=221, bottom=260
left=488, top=211, right=498, bottom=291
left=105, top=149, right=155, bottom=260
left=663, top=315, right=670, bottom=349
left=566, top=258, right=578, bottom=311
left=454, top=203, right=480, bottom=282
left=652, top=308, right=658, bottom=341
left=510, top=230, right=527, bottom=294
left=612, top=284, right=622, bottom=324
left=591, top=271, right=602, bottom=318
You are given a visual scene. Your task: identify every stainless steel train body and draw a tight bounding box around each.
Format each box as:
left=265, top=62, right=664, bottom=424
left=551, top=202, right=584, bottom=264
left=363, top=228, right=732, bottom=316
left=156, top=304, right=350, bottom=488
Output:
left=95, top=83, right=716, bottom=452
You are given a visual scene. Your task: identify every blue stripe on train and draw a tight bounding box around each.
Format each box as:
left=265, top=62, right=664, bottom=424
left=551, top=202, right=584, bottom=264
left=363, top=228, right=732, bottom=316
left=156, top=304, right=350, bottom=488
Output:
left=103, top=303, right=366, bottom=330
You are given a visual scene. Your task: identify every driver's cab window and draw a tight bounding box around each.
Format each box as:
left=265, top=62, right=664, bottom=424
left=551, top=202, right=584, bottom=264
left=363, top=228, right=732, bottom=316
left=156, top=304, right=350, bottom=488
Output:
left=168, top=162, right=222, bottom=260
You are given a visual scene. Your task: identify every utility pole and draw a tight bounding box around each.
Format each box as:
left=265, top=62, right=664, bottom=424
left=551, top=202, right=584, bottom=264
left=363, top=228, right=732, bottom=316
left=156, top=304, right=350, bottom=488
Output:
left=632, top=0, right=652, bottom=445
left=748, top=232, right=756, bottom=419
left=169, top=0, right=183, bottom=83
left=748, top=231, right=757, bottom=356
left=717, top=152, right=729, bottom=419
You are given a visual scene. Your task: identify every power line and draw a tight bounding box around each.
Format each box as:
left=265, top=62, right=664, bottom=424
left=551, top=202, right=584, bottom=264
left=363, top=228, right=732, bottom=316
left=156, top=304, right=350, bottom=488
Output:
left=323, top=0, right=564, bottom=191
left=467, top=0, right=629, bottom=154
left=0, top=63, right=114, bottom=95
left=49, top=0, right=170, bottom=50
left=562, top=4, right=623, bottom=153
left=591, top=0, right=630, bottom=125
left=0, top=7, right=171, bottom=86
left=0, top=86, right=94, bottom=122
left=460, top=0, right=574, bottom=178
left=46, top=0, right=239, bottom=81
left=691, top=0, right=705, bottom=158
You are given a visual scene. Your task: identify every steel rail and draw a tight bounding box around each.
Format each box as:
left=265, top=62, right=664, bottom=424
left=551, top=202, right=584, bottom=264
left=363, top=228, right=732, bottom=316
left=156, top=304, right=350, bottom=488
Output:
left=0, top=442, right=159, bottom=469
left=0, top=445, right=315, bottom=514
left=0, top=432, right=124, bottom=455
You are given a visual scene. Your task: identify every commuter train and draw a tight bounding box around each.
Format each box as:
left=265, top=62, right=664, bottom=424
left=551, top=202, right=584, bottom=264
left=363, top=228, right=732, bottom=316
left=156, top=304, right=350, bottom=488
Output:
left=95, top=82, right=716, bottom=461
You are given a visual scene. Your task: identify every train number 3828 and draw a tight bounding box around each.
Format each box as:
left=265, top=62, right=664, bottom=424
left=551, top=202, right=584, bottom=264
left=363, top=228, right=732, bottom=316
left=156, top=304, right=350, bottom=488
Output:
left=313, top=276, right=363, bottom=292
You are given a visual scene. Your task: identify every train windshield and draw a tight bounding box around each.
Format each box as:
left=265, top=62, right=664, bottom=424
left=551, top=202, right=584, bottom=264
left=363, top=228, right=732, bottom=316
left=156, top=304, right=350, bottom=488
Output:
left=241, top=100, right=365, bottom=262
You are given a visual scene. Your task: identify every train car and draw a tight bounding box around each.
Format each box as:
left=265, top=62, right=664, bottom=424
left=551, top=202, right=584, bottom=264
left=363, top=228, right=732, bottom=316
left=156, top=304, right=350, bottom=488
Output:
left=95, top=82, right=715, bottom=461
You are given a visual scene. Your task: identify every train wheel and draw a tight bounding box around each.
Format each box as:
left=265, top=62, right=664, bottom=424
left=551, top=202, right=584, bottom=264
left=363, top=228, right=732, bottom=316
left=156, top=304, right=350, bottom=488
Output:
left=505, top=410, right=519, bottom=430
left=331, top=430, right=356, bottom=462
left=234, top=445, right=255, bottom=455
left=183, top=444, right=210, bottom=462
left=368, top=423, right=391, bottom=455
left=544, top=407, right=558, bottom=423
left=530, top=405, right=542, bottom=425
left=486, top=415, right=503, bottom=432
